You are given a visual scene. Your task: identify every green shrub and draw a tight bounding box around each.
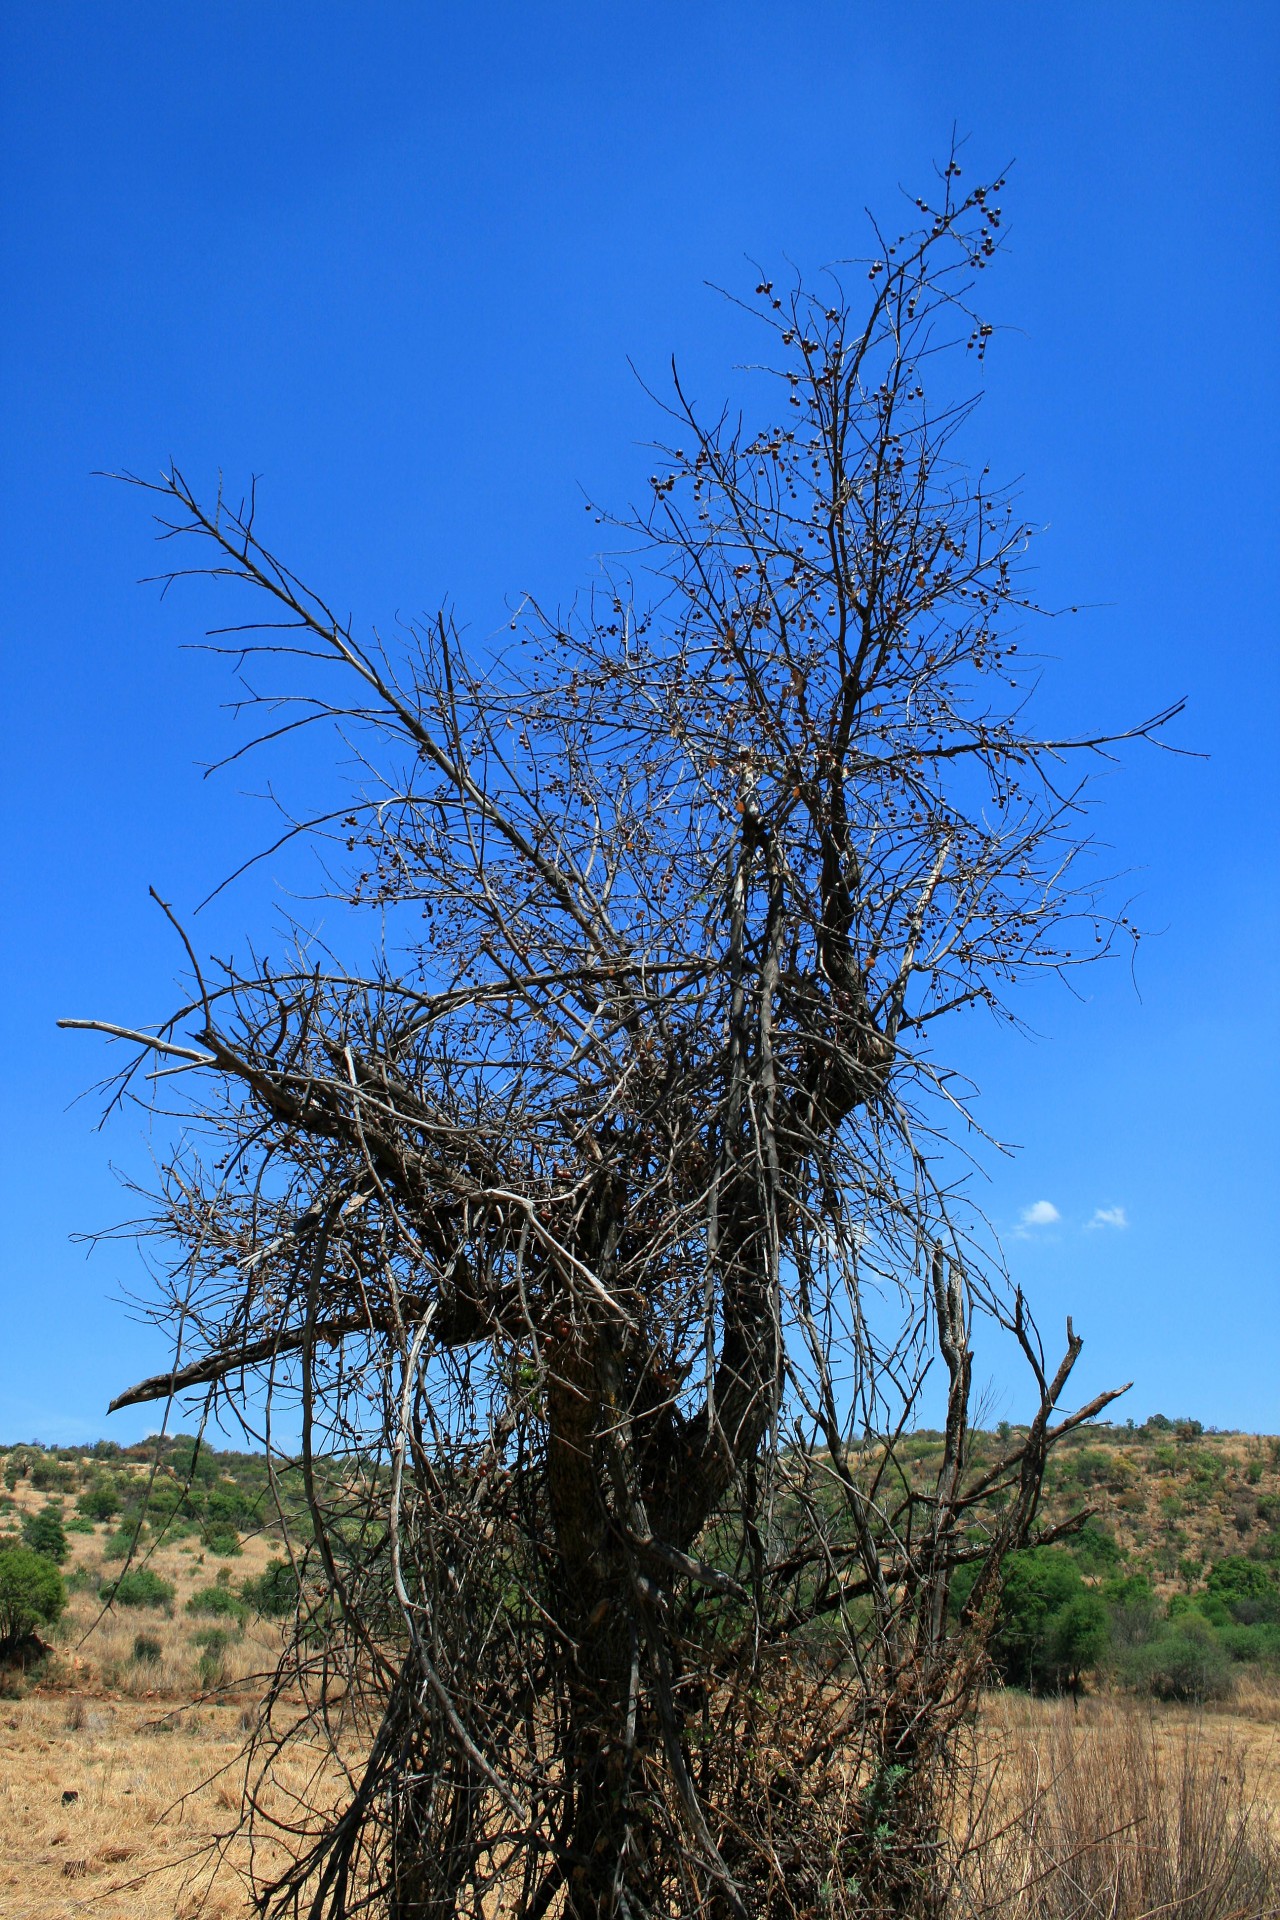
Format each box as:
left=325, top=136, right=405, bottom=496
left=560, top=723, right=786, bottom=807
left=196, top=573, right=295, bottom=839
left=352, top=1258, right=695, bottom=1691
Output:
left=1171, top=1590, right=1232, bottom=1629
left=30, top=1457, right=75, bottom=1493
left=77, top=1480, right=120, bottom=1523
left=64, top=1513, right=95, bottom=1535
left=186, top=1584, right=246, bottom=1623
left=1055, top=1448, right=1116, bottom=1491
left=1206, top=1556, right=1280, bottom=1622
left=132, top=1633, right=162, bottom=1664
left=242, top=1558, right=299, bottom=1618
left=205, top=1484, right=252, bottom=1526
left=1219, top=1622, right=1280, bottom=1664
left=102, top=1525, right=142, bottom=1559
left=1102, top=1572, right=1160, bottom=1656
left=987, top=1548, right=1108, bottom=1693
left=194, top=1626, right=231, bottom=1688
left=168, top=1440, right=220, bottom=1487
left=1068, top=1521, right=1122, bottom=1575
left=201, top=1523, right=241, bottom=1557
left=104, top=1568, right=174, bottom=1610
left=1047, top=1593, right=1110, bottom=1686
left=21, top=1505, right=68, bottom=1564
left=1121, top=1617, right=1234, bottom=1703
left=0, top=1547, right=66, bottom=1645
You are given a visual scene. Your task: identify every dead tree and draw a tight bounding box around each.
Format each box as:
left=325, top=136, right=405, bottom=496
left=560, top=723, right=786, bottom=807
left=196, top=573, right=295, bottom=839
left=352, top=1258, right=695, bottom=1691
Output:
left=65, top=161, right=1173, bottom=1917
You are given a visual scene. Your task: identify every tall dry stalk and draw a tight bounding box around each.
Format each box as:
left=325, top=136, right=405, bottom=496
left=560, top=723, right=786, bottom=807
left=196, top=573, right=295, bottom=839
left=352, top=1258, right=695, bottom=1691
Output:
left=950, top=1701, right=1280, bottom=1920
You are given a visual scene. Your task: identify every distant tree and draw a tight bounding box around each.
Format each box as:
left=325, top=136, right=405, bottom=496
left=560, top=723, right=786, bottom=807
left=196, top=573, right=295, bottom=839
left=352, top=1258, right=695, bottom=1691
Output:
left=200, top=1522, right=242, bottom=1557
left=1206, top=1556, right=1275, bottom=1605
left=2, top=1449, right=32, bottom=1490
left=21, top=1504, right=68, bottom=1565
left=30, top=1455, right=75, bottom=1493
left=67, top=158, right=1167, bottom=1918
left=1070, top=1519, right=1123, bottom=1575
left=76, top=1479, right=120, bottom=1523
left=0, top=1546, right=66, bottom=1648
left=1206, top=1556, right=1280, bottom=1623
left=1123, top=1614, right=1234, bottom=1704
left=985, top=1547, right=1107, bottom=1692
left=1048, top=1593, right=1110, bottom=1690
left=187, top=1584, right=247, bottom=1623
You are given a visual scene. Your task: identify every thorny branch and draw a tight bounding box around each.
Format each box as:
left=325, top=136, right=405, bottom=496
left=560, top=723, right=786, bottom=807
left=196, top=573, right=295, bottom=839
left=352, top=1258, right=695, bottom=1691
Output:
left=66, top=161, right=1167, bottom=1919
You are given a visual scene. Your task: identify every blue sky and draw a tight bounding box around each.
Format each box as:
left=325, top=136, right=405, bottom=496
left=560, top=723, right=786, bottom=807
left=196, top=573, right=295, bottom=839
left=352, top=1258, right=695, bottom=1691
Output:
left=1, top=3, right=1276, bottom=1442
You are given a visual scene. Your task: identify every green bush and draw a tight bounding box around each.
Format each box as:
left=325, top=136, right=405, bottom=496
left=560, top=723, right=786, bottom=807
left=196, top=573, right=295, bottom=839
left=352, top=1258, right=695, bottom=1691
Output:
left=1047, top=1593, right=1110, bottom=1686
left=2, top=1453, right=28, bottom=1490
left=194, top=1626, right=231, bottom=1688
left=205, top=1484, right=252, bottom=1526
left=21, top=1505, right=68, bottom=1565
left=29, top=1457, right=76, bottom=1493
left=64, top=1513, right=95, bottom=1535
left=104, top=1568, right=174, bottom=1610
left=987, top=1548, right=1109, bottom=1693
left=132, top=1632, right=162, bottom=1664
left=201, top=1523, right=241, bottom=1557
left=1170, top=1589, right=1232, bottom=1629
left=1068, top=1521, right=1122, bottom=1576
left=1121, top=1616, right=1234, bottom=1703
left=1102, top=1572, right=1160, bottom=1655
left=1055, top=1448, right=1116, bottom=1491
left=0, top=1547, right=66, bottom=1645
left=242, top=1558, right=299, bottom=1618
left=102, top=1525, right=142, bottom=1559
left=186, top=1584, right=246, bottom=1623
left=1219, top=1621, right=1280, bottom=1664
left=1206, top=1556, right=1280, bottom=1622
left=77, top=1480, right=120, bottom=1523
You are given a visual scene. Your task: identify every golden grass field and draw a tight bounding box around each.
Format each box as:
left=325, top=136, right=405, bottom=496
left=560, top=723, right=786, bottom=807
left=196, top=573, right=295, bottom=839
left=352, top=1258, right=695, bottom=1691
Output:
left=0, top=1473, right=347, bottom=1919
left=5, top=1465, right=1280, bottom=1917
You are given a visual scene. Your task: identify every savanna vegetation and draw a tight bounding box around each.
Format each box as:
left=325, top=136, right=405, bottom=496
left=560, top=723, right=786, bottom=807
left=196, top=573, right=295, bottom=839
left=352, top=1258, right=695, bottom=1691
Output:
left=9, top=1419, right=1280, bottom=1711
left=3, top=1429, right=1280, bottom=1919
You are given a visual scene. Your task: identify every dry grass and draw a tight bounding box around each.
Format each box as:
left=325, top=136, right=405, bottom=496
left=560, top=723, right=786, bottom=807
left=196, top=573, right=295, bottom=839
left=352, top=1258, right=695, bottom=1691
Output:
left=0, top=1473, right=342, bottom=1917
left=0, top=1689, right=353, bottom=1920
left=0, top=1692, right=261, bottom=1919
left=6, top=1688, right=1278, bottom=1920
left=8, top=1469, right=1280, bottom=1915
left=957, top=1694, right=1280, bottom=1918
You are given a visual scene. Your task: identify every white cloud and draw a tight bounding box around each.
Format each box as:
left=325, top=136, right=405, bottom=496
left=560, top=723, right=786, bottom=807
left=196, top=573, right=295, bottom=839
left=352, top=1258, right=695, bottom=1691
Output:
left=1019, top=1200, right=1061, bottom=1228
left=1087, top=1205, right=1129, bottom=1231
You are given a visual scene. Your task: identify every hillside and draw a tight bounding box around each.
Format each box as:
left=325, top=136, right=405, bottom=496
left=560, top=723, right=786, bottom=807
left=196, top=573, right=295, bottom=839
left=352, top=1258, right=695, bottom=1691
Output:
left=3, top=1422, right=1280, bottom=1916
left=4, top=1415, right=1280, bottom=1699
left=911, top=1415, right=1280, bottom=1598
left=5, top=1415, right=1280, bottom=1598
